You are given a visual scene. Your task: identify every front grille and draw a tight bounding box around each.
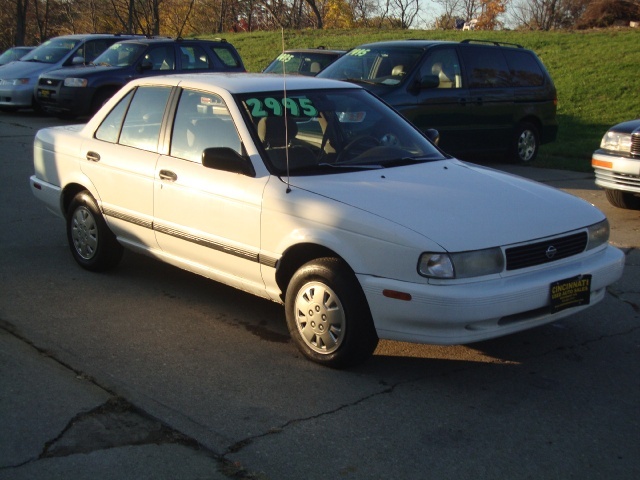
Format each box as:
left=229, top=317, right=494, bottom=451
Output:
left=505, top=232, right=588, bottom=271
left=38, top=78, right=61, bottom=87
left=631, top=133, right=640, bottom=156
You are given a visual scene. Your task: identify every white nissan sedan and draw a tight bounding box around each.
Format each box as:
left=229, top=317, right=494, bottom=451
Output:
left=30, top=73, right=625, bottom=368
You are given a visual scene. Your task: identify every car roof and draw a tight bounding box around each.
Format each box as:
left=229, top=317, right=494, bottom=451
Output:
left=45, top=33, right=140, bottom=41
left=114, top=37, right=232, bottom=46
left=282, top=48, right=346, bottom=54
left=129, top=72, right=361, bottom=94
left=353, top=40, right=457, bottom=50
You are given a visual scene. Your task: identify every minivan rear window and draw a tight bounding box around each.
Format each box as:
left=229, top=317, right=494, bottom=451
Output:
left=503, top=50, right=545, bottom=87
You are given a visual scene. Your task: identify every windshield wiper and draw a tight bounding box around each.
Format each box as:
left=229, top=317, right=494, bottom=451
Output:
left=344, top=77, right=378, bottom=86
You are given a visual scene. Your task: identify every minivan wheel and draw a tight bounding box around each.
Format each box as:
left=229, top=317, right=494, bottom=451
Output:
left=66, top=191, right=123, bottom=271
left=605, top=189, right=640, bottom=210
left=511, top=122, right=539, bottom=163
left=285, top=258, right=378, bottom=368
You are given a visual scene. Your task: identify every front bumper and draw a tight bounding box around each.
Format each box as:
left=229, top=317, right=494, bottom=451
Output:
left=592, top=150, right=640, bottom=194
left=360, top=244, right=625, bottom=345
left=36, top=84, right=93, bottom=116
left=0, top=82, right=34, bottom=107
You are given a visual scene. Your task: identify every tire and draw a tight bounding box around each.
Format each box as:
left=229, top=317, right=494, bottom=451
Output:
left=285, top=258, right=378, bottom=368
left=66, top=191, right=123, bottom=271
left=510, top=122, right=539, bottom=164
left=605, top=189, right=640, bottom=210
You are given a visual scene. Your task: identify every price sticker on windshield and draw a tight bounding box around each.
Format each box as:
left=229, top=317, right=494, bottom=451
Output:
left=246, top=97, right=318, bottom=118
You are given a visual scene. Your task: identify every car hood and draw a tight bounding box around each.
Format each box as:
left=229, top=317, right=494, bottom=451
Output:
left=43, top=64, right=121, bottom=79
left=608, top=119, right=640, bottom=134
left=0, top=60, right=54, bottom=78
left=288, top=159, right=603, bottom=252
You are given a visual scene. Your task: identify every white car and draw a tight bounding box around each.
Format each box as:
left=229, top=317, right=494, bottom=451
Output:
left=592, top=119, right=640, bottom=209
left=30, top=73, right=625, bottom=368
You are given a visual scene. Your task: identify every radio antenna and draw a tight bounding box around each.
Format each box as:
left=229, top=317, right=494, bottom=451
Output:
left=281, top=28, right=291, bottom=193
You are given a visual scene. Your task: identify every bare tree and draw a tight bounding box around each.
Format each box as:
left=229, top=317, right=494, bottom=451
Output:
left=389, top=0, right=420, bottom=28
left=510, top=0, right=591, bottom=30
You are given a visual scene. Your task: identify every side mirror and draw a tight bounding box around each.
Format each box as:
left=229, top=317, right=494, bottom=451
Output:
left=424, top=128, right=440, bottom=146
left=202, top=147, right=254, bottom=176
left=420, top=75, right=440, bottom=89
left=71, top=56, right=85, bottom=65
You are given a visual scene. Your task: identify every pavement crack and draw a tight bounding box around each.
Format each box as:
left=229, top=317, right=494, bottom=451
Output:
left=223, top=384, right=395, bottom=457
left=40, top=396, right=199, bottom=459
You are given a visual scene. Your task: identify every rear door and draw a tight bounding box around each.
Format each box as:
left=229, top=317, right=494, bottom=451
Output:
left=80, top=85, right=172, bottom=249
left=457, top=45, right=515, bottom=156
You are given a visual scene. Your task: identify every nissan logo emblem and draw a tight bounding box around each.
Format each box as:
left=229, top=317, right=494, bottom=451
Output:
left=545, top=245, right=558, bottom=259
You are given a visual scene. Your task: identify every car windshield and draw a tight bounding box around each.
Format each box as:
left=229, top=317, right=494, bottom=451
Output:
left=264, top=51, right=341, bottom=76
left=319, top=46, right=424, bottom=86
left=92, top=43, right=146, bottom=67
left=21, top=38, right=81, bottom=64
left=239, top=88, right=444, bottom=175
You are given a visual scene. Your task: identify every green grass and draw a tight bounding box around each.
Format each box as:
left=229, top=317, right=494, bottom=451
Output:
left=212, top=28, right=640, bottom=171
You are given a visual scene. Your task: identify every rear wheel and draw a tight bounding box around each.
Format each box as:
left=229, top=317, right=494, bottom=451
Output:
left=605, top=189, right=640, bottom=210
left=66, top=191, right=123, bottom=271
left=285, top=258, right=378, bottom=368
left=510, top=122, right=539, bottom=163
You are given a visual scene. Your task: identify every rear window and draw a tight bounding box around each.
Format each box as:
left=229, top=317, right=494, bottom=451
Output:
left=503, top=50, right=545, bottom=87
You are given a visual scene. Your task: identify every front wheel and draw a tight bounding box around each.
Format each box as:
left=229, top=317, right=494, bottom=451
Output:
left=66, top=191, right=123, bottom=271
left=605, top=189, right=640, bottom=210
left=510, top=122, right=539, bottom=163
left=285, top=258, right=378, bottom=368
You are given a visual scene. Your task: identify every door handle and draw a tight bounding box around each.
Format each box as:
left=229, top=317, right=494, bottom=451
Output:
left=86, top=151, right=100, bottom=162
left=159, top=170, right=177, bottom=181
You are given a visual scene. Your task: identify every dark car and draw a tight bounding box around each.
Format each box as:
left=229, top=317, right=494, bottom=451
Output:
left=0, top=46, right=35, bottom=66
left=318, top=39, right=558, bottom=163
left=1, top=34, right=138, bottom=111
left=35, top=37, right=245, bottom=118
left=592, top=118, right=640, bottom=209
left=263, top=47, right=345, bottom=76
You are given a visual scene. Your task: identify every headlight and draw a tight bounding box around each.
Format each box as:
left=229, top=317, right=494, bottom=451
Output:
left=600, top=130, right=632, bottom=153
left=418, top=247, right=504, bottom=279
left=64, top=78, right=88, bottom=87
left=0, top=78, right=29, bottom=86
left=586, top=219, right=609, bottom=251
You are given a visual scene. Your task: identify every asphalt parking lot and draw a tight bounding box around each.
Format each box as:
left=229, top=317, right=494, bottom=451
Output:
left=1, top=111, right=638, bottom=480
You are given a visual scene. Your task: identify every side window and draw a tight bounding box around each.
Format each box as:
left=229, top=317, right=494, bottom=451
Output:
left=95, top=90, right=134, bottom=143
left=419, top=48, right=462, bottom=89
left=119, top=86, right=172, bottom=151
left=503, top=50, right=545, bottom=87
left=83, top=40, right=111, bottom=62
left=143, top=46, right=175, bottom=71
left=460, top=47, right=511, bottom=89
left=170, top=89, right=241, bottom=163
left=210, top=46, right=241, bottom=68
left=180, top=45, right=210, bottom=70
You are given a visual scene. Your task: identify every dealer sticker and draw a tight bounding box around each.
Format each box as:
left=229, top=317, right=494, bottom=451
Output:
left=550, top=275, right=592, bottom=313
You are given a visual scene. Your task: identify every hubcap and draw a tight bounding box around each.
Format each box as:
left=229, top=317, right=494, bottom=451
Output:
left=71, top=206, right=98, bottom=260
left=294, top=281, right=345, bottom=354
left=517, top=130, right=536, bottom=162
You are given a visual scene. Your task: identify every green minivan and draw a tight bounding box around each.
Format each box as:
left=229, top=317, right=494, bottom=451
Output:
left=318, top=39, right=558, bottom=163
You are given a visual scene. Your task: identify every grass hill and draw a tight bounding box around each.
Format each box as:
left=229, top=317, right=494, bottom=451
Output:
left=212, top=28, right=639, bottom=171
